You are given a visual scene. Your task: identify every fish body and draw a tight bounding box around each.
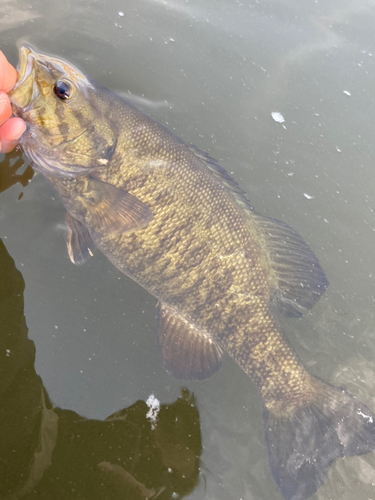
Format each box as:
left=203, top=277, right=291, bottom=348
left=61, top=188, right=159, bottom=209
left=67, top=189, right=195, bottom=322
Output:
left=9, top=46, right=375, bottom=500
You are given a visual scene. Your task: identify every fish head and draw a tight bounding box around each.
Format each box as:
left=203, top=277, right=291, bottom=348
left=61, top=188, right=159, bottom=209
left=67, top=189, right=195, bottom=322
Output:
left=9, top=45, right=116, bottom=177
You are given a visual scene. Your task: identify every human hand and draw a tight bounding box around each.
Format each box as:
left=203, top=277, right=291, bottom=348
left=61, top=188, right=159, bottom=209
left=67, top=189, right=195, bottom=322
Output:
left=0, top=51, right=26, bottom=153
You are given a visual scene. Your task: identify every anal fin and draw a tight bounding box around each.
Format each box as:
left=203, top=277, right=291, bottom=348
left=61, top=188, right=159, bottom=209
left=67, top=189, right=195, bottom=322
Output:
left=157, top=303, right=223, bottom=380
left=66, top=212, right=95, bottom=265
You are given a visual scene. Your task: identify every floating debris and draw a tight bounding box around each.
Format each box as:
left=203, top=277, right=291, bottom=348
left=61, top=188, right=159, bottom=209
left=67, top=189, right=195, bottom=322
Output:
left=146, top=394, right=160, bottom=429
left=271, top=112, right=285, bottom=123
left=303, top=193, right=315, bottom=200
left=357, top=409, right=374, bottom=424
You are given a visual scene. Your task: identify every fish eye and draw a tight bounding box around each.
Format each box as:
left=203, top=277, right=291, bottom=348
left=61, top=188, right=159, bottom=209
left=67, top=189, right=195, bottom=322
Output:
left=53, top=80, right=74, bottom=101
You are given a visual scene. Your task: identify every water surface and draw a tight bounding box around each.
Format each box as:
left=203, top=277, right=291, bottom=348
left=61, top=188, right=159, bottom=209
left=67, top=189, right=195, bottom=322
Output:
left=0, top=0, right=375, bottom=498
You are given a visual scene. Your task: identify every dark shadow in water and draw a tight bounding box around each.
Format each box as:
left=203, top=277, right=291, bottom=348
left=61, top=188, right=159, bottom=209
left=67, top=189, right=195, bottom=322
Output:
left=0, top=239, right=202, bottom=500
left=0, top=149, right=34, bottom=197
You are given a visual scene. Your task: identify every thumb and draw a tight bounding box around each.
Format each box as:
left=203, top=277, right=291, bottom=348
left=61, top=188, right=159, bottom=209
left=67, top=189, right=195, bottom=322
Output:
left=0, top=51, right=18, bottom=93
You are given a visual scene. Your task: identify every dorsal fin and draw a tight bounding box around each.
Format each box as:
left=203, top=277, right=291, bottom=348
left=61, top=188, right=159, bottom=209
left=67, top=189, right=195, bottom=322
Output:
left=253, top=213, right=329, bottom=316
left=188, top=144, right=255, bottom=211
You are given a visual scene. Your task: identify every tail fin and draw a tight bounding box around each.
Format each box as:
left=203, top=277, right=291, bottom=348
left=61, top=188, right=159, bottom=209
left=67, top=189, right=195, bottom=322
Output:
left=263, top=377, right=375, bottom=500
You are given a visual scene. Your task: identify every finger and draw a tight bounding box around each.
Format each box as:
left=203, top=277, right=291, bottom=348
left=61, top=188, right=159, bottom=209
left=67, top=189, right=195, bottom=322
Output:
left=0, top=91, right=12, bottom=124
left=0, top=117, right=26, bottom=153
left=0, top=51, right=18, bottom=93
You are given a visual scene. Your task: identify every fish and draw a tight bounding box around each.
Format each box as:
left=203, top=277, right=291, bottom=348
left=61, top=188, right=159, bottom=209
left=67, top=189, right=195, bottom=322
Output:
left=8, top=45, right=375, bottom=500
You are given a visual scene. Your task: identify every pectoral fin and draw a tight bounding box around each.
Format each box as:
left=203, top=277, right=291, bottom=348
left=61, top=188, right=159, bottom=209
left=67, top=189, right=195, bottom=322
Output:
left=157, top=303, right=223, bottom=380
left=66, top=212, right=95, bottom=265
left=80, top=178, right=153, bottom=234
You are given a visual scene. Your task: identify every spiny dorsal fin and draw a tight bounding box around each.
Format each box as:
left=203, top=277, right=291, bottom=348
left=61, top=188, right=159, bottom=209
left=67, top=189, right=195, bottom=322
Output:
left=253, top=213, right=329, bottom=317
left=188, top=144, right=255, bottom=211
left=157, top=302, right=223, bottom=380
left=66, top=212, right=95, bottom=265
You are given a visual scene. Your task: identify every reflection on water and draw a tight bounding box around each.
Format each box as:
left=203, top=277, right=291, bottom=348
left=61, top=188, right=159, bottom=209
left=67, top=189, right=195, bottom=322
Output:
left=0, top=148, right=33, bottom=197
left=0, top=239, right=202, bottom=499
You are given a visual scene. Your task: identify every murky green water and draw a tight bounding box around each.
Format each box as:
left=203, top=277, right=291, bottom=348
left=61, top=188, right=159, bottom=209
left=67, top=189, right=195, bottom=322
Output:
left=1, top=0, right=375, bottom=498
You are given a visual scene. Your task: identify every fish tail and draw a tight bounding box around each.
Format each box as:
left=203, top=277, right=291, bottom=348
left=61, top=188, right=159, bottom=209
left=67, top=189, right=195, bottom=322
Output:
left=263, top=376, right=375, bottom=500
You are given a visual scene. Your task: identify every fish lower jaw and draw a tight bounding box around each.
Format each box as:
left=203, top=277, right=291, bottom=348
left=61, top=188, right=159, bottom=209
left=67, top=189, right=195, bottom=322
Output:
left=14, top=47, right=35, bottom=89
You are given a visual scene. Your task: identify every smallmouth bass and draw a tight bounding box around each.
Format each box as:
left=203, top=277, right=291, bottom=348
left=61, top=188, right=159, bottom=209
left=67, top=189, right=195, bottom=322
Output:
left=8, top=46, right=375, bottom=500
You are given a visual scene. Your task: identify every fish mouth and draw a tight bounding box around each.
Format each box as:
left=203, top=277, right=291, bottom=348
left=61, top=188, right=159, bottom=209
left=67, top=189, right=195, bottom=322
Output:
left=14, top=46, right=35, bottom=88
left=9, top=45, right=37, bottom=110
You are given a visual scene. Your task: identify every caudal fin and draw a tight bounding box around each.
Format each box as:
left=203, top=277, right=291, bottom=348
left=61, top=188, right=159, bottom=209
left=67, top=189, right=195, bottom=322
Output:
left=263, top=377, right=375, bottom=500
